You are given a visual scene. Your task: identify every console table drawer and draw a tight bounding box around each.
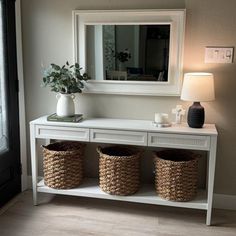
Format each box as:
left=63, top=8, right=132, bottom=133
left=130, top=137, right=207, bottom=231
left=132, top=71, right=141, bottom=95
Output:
left=148, top=133, right=210, bottom=150
left=35, top=125, right=89, bottom=141
left=90, top=129, right=147, bottom=146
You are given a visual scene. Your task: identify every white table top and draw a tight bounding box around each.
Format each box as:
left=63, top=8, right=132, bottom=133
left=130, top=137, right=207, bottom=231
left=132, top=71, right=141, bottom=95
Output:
left=30, top=116, right=218, bottom=136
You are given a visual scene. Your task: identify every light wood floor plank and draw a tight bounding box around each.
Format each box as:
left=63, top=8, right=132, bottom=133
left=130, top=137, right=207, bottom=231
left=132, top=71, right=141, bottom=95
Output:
left=0, top=191, right=236, bottom=236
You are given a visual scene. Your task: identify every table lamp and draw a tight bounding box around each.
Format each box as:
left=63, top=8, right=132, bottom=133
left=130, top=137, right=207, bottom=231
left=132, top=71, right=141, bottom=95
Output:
left=181, top=72, right=215, bottom=128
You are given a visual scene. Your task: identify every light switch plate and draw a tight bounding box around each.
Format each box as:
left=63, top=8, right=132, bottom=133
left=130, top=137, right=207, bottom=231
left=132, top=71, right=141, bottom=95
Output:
left=205, top=47, right=234, bottom=63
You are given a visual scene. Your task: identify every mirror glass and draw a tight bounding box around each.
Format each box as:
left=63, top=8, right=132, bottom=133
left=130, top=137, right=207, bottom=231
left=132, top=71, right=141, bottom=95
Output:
left=86, top=24, right=170, bottom=82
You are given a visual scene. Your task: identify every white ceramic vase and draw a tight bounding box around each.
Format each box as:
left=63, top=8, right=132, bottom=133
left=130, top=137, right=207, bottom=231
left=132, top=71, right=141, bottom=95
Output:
left=118, top=61, right=125, bottom=71
left=56, top=93, right=75, bottom=117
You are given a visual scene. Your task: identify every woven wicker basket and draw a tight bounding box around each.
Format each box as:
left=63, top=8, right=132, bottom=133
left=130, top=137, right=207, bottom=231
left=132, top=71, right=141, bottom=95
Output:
left=153, top=150, right=198, bottom=202
left=97, top=146, right=141, bottom=196
left=42, top=141, right=85, bottom=189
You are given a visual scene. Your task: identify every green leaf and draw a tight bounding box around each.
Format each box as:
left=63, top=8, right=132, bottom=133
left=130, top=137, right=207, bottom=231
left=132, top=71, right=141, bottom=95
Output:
left=51, top=64, right=60, bottom=71
left=82, top=73, right=90, bottom=81
left=47, top=77, right=51, bottom=83
left=51, top=87, right=59, bottom=92
left=77, top=81, right=84, bottom=88
left=42, top=61, right=90, bottom=94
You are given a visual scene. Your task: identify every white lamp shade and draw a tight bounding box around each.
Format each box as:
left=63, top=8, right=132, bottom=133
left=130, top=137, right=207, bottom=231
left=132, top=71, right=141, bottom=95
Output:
left=181, top=73, right=215, bottom=102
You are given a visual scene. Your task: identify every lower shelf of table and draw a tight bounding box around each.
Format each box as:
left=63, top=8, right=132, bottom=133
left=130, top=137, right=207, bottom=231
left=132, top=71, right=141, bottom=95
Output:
left=37, top=178, right=208, bottom=210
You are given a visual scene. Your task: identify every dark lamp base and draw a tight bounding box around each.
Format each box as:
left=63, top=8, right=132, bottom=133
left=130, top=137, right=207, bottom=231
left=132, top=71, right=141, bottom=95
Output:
left=187, top=102, right=205, bottom=128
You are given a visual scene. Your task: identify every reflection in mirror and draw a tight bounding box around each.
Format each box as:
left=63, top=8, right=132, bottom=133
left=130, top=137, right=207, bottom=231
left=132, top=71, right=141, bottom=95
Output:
left=86, top=25, right=170, bottom=82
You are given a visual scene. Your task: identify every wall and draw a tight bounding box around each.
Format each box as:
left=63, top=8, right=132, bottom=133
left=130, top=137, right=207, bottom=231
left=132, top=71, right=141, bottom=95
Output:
left=21, top=0, right=236, bottom=195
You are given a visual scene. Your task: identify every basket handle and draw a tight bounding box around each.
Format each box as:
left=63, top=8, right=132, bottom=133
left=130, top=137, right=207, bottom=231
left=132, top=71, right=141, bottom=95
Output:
left=56, top=93, right=61, bottom=100
left=96, top=146, right=103, bottom=156
left=71, top=94, right=75, bottom=100
left=153, top=156, right=157, bottom=165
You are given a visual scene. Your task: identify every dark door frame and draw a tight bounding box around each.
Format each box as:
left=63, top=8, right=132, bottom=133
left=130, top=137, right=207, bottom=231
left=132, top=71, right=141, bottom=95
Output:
left=0, top=0, right=21, bottom=206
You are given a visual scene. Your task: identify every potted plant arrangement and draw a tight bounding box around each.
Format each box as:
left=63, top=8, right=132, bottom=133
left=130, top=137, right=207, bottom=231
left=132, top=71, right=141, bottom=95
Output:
left=42, top=61, right=89, bottom=117
left=113, top=48, right=131, bottom=71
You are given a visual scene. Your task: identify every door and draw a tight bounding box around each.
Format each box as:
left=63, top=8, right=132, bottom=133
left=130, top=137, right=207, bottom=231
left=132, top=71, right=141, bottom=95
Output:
left=0, top=0, right=21, bottom=207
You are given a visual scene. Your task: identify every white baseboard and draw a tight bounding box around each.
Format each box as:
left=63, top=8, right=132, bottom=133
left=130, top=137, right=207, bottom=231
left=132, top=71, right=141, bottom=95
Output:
left=27, top=176, right=236, bottom=210
left=213, top=193, right=236, bottom=210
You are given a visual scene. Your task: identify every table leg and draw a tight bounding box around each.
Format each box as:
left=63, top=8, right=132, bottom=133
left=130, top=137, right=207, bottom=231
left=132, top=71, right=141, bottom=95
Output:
left=206, top=136, right=217, bottom=225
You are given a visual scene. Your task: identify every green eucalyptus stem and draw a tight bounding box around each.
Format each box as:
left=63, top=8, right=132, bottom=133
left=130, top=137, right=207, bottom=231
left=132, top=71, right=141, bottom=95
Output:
left=42, top=61, right=90, bottom=94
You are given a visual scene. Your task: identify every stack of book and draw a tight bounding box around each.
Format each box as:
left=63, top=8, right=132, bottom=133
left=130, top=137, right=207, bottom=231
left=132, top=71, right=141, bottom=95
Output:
left=47, top=113, right=83, bottom=123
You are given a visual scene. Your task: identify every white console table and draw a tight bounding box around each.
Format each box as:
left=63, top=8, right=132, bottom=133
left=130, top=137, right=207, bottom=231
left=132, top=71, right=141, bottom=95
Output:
left=30, top=116, right=217, bottom=225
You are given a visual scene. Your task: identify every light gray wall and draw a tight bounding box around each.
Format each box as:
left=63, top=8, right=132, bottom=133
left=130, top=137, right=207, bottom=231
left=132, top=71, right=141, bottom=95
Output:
left=22, top=0, right=236, bottom=195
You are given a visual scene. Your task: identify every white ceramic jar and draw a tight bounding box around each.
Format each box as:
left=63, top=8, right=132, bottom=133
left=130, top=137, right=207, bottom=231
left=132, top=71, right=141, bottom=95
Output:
left=56, top=93, right=75, bottom=117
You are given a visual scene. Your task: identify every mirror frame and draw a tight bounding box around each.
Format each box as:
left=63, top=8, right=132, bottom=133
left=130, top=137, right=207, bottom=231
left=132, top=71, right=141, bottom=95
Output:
left=73, top=9, right=186, bottom=96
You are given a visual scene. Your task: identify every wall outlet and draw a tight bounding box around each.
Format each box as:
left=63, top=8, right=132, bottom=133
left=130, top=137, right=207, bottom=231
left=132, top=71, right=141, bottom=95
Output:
left=205, top=47, right=234, bottom=63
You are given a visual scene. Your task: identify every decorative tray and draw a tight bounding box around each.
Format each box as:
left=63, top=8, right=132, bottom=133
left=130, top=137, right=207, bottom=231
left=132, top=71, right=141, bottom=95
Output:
left=152, top=122, right=172, bottom=128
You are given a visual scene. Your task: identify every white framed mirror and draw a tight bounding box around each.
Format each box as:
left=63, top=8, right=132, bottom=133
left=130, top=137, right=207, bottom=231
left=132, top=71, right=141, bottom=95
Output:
left=73, top=9, right=185, bottom=96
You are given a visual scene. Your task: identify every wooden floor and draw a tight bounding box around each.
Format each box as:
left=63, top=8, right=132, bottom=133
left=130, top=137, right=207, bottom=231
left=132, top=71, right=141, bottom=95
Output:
left=0, top=191, right=236, bottom=236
